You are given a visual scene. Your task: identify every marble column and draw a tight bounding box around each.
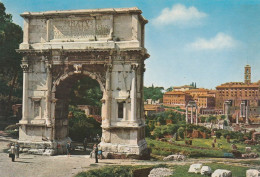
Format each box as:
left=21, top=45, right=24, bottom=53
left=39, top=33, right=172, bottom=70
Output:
left=245, top=106, right=249, bottom=124
left=45, top=60, right=52, bottom=126
left=102, top=64, right=112, bottom=128
left=20, top=58, right=29, bottom=124
left=130, top=64, right=138, bottom=123
left=185, top=106, right=188, bottom=123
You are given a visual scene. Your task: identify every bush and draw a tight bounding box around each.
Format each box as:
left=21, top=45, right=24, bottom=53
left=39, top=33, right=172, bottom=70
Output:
left=76, top=166, right=133, bottom=177
left=177, top=127, right=185, bottom=139
left=216, top=131, right=222, bottom=138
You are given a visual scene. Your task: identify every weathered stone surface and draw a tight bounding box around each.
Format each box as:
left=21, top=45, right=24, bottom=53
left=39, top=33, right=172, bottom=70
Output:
left=163, top=154, right=186, bottom=161
left=246, top=169, right=260, bottom=177
left=212, top=169, right=232, bottom=177
left=188, top=163, right=203, bottom=173
left=17, top=7, right=149, bottom=158
left=148, top=168, right=173, bottom=177
left=201, top=166, right=212, bottom=175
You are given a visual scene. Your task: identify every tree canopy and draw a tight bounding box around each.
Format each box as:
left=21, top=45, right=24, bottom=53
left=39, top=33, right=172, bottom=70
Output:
left=143, top=85, right=164, bottom=101
left=0, top=2, right=23, bottom=116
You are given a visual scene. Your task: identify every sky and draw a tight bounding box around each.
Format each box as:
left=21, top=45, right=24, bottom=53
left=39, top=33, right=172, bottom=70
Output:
left=2, top=0, right=260, bottom=90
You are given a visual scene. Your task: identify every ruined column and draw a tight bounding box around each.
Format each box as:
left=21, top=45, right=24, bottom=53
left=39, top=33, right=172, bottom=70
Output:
left=20, top=57, right=29, bottom=124
left=245, top=106, right=249, bottom=124
left=191, top=106, right=193, bottom=124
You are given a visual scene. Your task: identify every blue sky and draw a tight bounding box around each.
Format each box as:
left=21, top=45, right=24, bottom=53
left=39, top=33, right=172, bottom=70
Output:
left=2, top=0, right=260, bottom=89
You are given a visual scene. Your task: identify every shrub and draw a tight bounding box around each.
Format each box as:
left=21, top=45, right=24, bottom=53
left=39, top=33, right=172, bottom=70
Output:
left=178, top=127, right=185, bottom=139
left=216, top=131, right=222, bottom=138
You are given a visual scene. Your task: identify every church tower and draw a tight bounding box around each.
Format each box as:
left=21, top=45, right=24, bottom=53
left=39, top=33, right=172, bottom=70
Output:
left=244, top=65, right=251, bottom=84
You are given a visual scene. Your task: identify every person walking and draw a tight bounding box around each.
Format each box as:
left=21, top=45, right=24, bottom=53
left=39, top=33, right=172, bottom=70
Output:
left=66, top=141, right=72, bottom=157
left=98, top=144, right=102, bottom=160
left=15, top=143, right=20, bottom=158
left=83, top=137, right=87, bottom=151
left=9, top=143, right=15, bottom=162
left=94, top=144, right=98, bottom=163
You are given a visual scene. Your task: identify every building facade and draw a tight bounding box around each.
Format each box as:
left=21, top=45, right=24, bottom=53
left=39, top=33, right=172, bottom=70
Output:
left=215, top=65, right=260, bottom=123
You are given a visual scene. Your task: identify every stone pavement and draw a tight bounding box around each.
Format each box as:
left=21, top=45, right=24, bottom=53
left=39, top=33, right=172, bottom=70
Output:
left=0, top=138, right=259, bottom=177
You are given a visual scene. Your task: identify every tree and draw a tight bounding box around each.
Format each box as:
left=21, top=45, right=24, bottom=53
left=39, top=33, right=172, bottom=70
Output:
left=69, top=77, right=103, bottom=108
left=166, top=87, right=173, bottom=92
left=143, top=86, right=164, bottom=101
left=0, top=2, right=23, bottom=116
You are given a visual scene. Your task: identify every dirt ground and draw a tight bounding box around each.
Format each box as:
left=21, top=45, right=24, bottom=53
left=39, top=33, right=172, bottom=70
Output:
left=0, top=137, right=259, bottom=177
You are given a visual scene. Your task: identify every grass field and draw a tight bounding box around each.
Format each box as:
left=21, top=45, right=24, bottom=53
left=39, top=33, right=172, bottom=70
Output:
left=146, top=137, right=260, bottom=158
left=171, top=163, right=249, bottom=177
left=75, top=163, right=250, bottom=177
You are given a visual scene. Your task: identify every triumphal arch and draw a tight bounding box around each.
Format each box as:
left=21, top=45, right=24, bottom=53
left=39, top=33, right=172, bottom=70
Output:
left=17, top=7, right=149, bottom=158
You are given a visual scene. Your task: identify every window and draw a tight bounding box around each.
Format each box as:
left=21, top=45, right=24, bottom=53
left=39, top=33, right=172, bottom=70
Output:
left=118, top=102, right=124, bottom=119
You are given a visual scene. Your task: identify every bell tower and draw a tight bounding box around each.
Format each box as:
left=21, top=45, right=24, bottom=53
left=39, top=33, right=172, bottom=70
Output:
left=244, top=65, right=251, bottom=84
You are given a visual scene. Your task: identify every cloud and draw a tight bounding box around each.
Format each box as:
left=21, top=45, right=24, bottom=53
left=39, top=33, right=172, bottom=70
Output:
left=187, top=33, right=238, bottom=50
left=152, top=4, right=207, bottom=26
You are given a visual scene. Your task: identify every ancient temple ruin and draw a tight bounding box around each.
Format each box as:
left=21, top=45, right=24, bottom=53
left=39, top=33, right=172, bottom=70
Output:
left=17, top=7, right=149, bottom=158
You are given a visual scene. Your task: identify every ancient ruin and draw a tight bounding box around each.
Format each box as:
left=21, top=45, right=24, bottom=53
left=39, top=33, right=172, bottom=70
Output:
left=17, top=7, right=150, bottom=158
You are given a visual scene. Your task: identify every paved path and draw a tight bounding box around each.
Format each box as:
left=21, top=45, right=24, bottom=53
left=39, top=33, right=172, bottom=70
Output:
left=0, top=137, right=259, bottom=177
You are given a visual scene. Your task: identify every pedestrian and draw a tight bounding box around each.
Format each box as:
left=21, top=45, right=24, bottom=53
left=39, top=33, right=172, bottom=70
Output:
left=15, top=143, right=20, bottom=158
left=66, top=141, right=72, bottom=157
left=93, top=144, right=98, bottom=163
left=98, top=144, right=102, bottom=160
left=83, top=137, right=87, bottom=151
left=9, top=143, right=15, bottom=162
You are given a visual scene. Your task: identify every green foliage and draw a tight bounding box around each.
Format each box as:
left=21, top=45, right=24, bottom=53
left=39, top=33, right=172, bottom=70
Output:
left=177, top=127, right=185, bottom=139
left=76, top=166, right=133, bottom=177
left=215, top=131, right=222, bottom=138
left=224, top=120, right=228, bottom=126
left=69, top=77, right=102, bottom=107
left=0, top=2, right=23, bottom=115
left=143, top=86, right=164, bottom=101
left=200, top=116, right=206, bottom=123
left=206, top=115, right=217, bottom=123
left=68, top=106, right=101, bottom=142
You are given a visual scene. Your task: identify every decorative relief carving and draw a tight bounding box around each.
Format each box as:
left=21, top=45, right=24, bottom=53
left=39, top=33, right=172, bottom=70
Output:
left=131, top=63, right=139, bottom=71
left=21, top=63, right=29, bottom=72
left=73, top=64, right=82, bottom=74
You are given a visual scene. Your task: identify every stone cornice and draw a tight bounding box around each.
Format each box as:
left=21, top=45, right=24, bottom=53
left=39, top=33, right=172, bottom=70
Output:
left=20, top=7, right=148, bottom=24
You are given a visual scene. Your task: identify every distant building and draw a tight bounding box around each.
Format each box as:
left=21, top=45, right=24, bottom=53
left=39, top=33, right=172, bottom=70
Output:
left=215, top=65, right=260, bottom=123
left=144, top=104, right=165, bottom=116
left=163, top=91, right=192, bottom=108
left=173, top=85, right=194, bottom=91
left=163, top=88, right=216, bottom=112
left=144, top=99, right=160, bottom=105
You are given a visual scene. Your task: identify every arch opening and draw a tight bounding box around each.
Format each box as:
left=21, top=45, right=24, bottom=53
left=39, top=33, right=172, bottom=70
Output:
left=54, top=73, right=103, bottom=153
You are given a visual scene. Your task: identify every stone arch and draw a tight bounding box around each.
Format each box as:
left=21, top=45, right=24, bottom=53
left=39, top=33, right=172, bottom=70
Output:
left=52, top=70, right=105, bottom=93
left=17, top=7, right=150, bottom=158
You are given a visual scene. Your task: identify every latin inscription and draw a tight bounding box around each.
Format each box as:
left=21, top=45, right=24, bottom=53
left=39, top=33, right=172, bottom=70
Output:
left=51, top=18, right=112, bottom=40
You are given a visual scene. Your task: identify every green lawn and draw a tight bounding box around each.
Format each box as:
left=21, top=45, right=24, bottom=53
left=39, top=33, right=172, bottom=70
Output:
left=146, top=137, right=259, bottom=158
left=75, top=163, right=249, bottom=177
left=174, top=137, right=254, bottom=153
left=171, top=163, right=249, bottom=177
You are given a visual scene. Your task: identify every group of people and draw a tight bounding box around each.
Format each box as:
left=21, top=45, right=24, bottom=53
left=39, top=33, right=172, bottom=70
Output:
left=66, top=141, right=102, bottom=163
left=9, top=143, right=20, bottom=162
